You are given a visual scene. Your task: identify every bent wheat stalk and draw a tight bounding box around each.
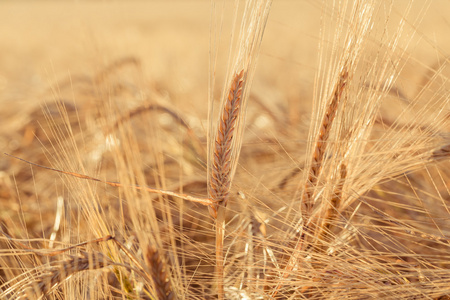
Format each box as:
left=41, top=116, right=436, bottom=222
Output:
left=4, top=153, right=213, bottom=207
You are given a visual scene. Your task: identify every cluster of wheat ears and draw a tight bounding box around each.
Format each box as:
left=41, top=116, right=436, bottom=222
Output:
left=1, top=0, right=450, bottom=299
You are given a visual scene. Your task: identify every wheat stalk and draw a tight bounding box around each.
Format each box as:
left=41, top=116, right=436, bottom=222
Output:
left=1, top=234, right=175, bottom=299
left=207, top=3, right=272, bottom=298
left=209, top=70, right=246, bottom=300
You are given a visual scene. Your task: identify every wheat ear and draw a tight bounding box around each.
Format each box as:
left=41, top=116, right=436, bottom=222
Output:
left=208, top=69, right=246, bottom=217
left=145, top=246, right=174, bottom=300
left=301, top=69, right=349, bottom=217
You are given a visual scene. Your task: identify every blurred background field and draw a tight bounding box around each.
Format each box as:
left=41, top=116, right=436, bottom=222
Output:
left=0, top=0, right=326, bottom=235
left=1, top=0, right=450, bottom=141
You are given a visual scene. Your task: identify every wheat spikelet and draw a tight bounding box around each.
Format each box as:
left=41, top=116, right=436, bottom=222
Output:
left=208, top=0, right=272, bottom=218
left=14, top=252, right=109, bottom=300
left=144, top=245, right=174, bottom=300
left=208, top=69, right=245, bottom=216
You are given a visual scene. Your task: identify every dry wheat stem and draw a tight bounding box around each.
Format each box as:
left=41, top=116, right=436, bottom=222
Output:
left=107, top=102, right=204, bottom=156
left=214, top=207, right=226, bottom=300
left=208, top=69, right=246, bottom=218
left=209, top=2, right=271, bottom=296
left=145, top=245, right=174, bottom=300
left=5, top=153, right=213, bottom=207
left=109, top=103, right=191, bottom=133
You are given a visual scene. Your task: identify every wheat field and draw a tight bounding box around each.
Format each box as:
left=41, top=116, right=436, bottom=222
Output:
left=1, top=1, right=450, bottom=299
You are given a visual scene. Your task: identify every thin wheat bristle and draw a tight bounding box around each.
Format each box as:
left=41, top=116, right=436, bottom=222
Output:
left=209, top=69, right=246, bottom=216
left=145, top=245, right=174, bottom=300
left=15, top=252, right=109, bottom=300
